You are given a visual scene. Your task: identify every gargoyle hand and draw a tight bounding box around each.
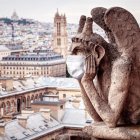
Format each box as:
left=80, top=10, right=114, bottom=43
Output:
left=82, top=54, right=96, bottom=82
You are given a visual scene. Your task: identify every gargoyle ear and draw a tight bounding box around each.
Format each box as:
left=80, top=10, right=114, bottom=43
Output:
left=94, top=44, right=105, bottom=65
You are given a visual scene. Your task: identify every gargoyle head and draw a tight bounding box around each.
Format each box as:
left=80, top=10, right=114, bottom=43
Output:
left=70, top=15, right=105, bottom=66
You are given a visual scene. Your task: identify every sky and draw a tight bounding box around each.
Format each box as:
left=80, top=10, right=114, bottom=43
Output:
left=0, top=0, right=140, bottom=23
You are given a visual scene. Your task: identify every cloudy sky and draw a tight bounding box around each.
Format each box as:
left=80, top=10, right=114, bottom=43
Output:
left=0, top=0, right=140, bottom=23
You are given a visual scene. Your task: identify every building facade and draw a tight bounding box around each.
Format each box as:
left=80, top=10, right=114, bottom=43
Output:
left=0, top=77, right=91, bottom=140
left=0, top=49, right=66, bottom=78
left=0, top=45, right=11, bottom=60
left=53, top=10, right=68, bottom=58
left=0, top=84, right=80, bottom=117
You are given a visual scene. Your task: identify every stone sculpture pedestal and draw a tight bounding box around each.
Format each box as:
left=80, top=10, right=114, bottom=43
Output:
left=83, top=122, right=140, bottom=140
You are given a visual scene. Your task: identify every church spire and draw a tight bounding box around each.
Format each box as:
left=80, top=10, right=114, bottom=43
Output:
left=55, top=8, right=59, bottom=17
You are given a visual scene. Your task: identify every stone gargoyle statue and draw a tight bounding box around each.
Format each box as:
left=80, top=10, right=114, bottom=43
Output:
left=66, top=7, right=140, bottom=140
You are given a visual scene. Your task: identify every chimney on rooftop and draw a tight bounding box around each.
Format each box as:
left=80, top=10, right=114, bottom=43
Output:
left=17, top=116, right=28, bottom=128
left=21, top=109, right=34, bottom=117
left=72, top=99, right=80, bottom=109
left=0, top=119, right=6, bottom=135
left=3, top=114, right=16, bottom=122
left=40, top=108, right=51, bottom=121
left=0, top=78, right=13, bottom=91
left=17, top=109, right=34, bottom=128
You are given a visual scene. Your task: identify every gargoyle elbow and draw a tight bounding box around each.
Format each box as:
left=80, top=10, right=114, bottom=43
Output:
left=106, top=122, right=117, bottom=128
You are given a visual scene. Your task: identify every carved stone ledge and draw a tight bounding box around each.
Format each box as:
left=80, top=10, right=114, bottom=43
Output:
left=83, top=122, right=140, bottom=140
left=55, top=132, right=98, bottom=140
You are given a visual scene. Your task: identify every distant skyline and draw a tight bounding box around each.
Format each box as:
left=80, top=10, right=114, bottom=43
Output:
left=0, top=0, right=140, bottom=23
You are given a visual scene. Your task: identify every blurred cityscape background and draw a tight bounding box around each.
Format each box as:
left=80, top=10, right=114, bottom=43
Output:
left=0, top=0, right=139, bottom=139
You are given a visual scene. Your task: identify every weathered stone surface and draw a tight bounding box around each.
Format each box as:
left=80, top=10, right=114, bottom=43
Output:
left=56, top=134, right=69, bottom=140
left=56, top=133, right=97, bottom=140
left=83, top=122, right=140, bottom=140
left=68, top=6, right=140, bottom=140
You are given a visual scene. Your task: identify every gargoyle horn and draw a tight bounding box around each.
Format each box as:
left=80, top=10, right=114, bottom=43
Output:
left=81, top=17, right=94, bottom=41
left=69, top=15, right=86, bottom=52
left=77, top=15, right=86, bottom=33
left=72, top=15, right=86, bottom=42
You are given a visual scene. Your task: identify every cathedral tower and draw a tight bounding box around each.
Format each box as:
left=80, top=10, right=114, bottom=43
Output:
left=53, top=9, right=67, bottom=57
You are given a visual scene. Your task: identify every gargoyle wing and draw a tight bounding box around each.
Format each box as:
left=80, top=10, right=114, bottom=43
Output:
left=91, top=7, right=116, bottom=44
left=104, top=7, right=140, bottom=51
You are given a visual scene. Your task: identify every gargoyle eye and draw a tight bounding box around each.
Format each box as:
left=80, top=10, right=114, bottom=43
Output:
left=72, top=37, right=75, bottom=42
left=76, top=38, right=79, bottom=42
left=86, top=41, right=89, bottom=45
left=72, top=47, right=85, bottom=55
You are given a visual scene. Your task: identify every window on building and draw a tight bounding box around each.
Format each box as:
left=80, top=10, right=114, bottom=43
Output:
left=60, top=105, right=63, bottom=109
left=57, top=22, right=61, bottom=36
left=57, top=38, right=61, bottom=46
left=63, top=94, right=66, bottom=98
